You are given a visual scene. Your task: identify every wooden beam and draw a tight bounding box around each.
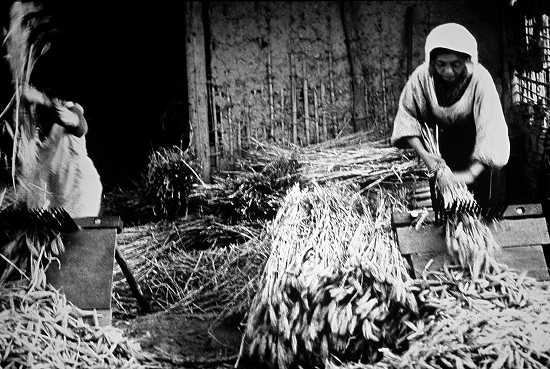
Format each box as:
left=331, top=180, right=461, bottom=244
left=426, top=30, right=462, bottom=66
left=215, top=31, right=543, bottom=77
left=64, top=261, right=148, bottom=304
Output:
left=185, top=1, right=211, bottom=181
left=409, top=245, right=549, bottom=281
left=392, top=203, right=545, bottom=227
left=395, top=217, right=550, bottom=255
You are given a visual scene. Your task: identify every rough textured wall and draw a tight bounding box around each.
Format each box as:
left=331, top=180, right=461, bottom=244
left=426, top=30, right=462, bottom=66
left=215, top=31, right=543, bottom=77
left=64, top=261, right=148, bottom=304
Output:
left=206, top=0, right=504, bottom=163
left=209, top=1, right=350, bottom=166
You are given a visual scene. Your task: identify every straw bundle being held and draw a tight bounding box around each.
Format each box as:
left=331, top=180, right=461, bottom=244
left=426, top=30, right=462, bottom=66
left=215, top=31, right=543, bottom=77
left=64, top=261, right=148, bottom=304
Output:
left=444, top=213, right=502, bottom=279
left=419, top=123, right=479, bottom=216
left=418, top=122, right=499, bottom=280
left=242, top=184, right=419, bottom=369
left=2, top=1, right=56, bottom=189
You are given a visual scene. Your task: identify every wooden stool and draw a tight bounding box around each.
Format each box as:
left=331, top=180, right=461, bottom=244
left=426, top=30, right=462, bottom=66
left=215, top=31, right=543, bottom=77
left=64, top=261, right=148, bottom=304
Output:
left=46, top=217, right=122, bottom=326
left=392, top=204, right=550, bottom=280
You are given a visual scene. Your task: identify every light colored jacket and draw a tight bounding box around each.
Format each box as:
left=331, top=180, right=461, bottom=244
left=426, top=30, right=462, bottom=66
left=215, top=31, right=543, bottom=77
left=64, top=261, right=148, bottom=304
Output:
left=391, top=23, right=510, bottom=169
left=20, top=103, right=102, bottom=217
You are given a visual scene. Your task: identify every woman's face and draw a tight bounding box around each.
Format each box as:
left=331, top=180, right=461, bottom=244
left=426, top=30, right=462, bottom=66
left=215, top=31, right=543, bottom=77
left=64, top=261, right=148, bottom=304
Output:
left=433, top=53, right=467, bottom=82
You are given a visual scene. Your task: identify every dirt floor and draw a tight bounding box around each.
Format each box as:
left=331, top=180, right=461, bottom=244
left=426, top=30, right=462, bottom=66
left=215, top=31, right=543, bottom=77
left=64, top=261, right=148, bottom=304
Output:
left=114, top=311, right=243, bottom=368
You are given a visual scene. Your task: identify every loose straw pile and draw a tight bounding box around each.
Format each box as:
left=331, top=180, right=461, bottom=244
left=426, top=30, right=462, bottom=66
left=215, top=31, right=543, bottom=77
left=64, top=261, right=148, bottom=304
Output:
left=243, top=132, right=423, bottom=188
left=113, top=217, right=267, bottom=315
left=242, top=184, right=419, bottom=368
left=0, top=281, right=144, bottom=369
left=0, top=232, right=149, bottom=368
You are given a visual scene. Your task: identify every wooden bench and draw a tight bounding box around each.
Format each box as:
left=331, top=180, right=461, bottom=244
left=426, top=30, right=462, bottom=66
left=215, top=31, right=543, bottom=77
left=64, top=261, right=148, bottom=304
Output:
left=392, top=204, right=550, bottom=280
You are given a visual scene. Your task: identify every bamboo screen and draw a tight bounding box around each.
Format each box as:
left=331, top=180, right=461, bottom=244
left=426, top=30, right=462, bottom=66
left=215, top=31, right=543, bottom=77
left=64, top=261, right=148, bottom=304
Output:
left=512, top=14, right=550, bottom=113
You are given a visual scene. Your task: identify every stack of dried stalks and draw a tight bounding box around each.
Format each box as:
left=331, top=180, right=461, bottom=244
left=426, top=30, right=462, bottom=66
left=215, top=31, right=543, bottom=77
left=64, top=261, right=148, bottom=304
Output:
left=103, top=146, right=301, bottom=226
left=327, top=266, right=550, bottom=369
left=242, top=131, right=424, bottom=189
left=192, top=155, right=301, bottom=223
left=144, top=145, right=203, bottom=218
left=241, top=184, right=419, bottom=368
left=113, top=217, right=267, bottom=315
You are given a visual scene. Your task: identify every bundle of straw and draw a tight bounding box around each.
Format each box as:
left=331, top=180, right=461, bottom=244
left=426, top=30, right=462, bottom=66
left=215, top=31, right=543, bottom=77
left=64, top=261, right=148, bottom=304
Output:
left=112, top=217, right=266, bottom=315
left=420, top=123, right=479, bottom=216
left=144, top=145, right=203, bottom=218
left=419, top=123, right=499, bottom=279
left=191, top=155, right=301, bottom=223
left=242, top=184, right=419, bottom=368
left=327, top=266, right=550, bottom=369
left=444, top=213, right=502, bottom=279
left=3, top=1, right=55, bottom=190
left=103, top=147, right=300, bottom=226
left=242, top=132, right=423, bottom=189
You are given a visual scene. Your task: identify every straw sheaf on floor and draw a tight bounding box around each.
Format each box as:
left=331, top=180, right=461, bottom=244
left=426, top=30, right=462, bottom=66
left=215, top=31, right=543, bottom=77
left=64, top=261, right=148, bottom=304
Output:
left=241, top=184, right=420, bottom=368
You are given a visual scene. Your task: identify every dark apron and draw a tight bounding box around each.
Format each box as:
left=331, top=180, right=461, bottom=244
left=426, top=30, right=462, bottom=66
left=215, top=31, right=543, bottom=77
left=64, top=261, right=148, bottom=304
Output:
left=437, top=118, right=506, bottom=209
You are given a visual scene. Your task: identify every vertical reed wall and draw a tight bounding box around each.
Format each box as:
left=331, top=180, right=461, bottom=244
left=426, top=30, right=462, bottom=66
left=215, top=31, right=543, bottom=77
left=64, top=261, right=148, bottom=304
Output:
left=189, top=1, right=506, bottom=170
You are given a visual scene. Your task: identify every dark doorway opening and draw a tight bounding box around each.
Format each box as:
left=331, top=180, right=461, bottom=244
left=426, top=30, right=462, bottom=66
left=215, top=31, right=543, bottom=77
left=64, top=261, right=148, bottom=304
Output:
left=1, top=1, right=190, bottom=188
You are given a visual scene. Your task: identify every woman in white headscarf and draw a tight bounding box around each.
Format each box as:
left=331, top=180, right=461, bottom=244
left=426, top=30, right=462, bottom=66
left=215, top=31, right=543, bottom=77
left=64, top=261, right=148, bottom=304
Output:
left=391, top=23, right=510, bottom=207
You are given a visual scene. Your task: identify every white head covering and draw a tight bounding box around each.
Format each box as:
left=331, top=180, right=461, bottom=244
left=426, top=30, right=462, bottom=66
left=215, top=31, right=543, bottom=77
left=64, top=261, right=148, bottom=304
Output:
left=425, top=23, right=478, bottom=64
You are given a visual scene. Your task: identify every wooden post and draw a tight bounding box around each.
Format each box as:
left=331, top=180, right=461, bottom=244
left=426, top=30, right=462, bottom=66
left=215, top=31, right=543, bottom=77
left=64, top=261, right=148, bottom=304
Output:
left=363, top=74, right=369, bottom=125
left=280, top=85, right=285, bottom=145
left=227, top=91, right=234, bottom=161
left=290, top=52, right=298, bottom=144
left=218, top=89, right=230, bottom=164
left=252, top=90, right=257, bottom=141
left=313, top=87, right=319, bottom=144
left=321, top=82, right=327, bottom=141
left=405, top=5, right=415, bottom=77
left=303, top=61, right=310, bottom=145
left=381, top=60, right=388, bottom=127
left=185, top=1, right=211, bottom=181
left=328, top=50, right=336, bottom=138
left=237, top=112, right=242, bottom=156
left=267, top=50, right=275, bottom=140
left=210, top=83, right=219, bottom=168
left=339, top=0, right=365, bottom=131
left=246, top=99, right=252, bottom=145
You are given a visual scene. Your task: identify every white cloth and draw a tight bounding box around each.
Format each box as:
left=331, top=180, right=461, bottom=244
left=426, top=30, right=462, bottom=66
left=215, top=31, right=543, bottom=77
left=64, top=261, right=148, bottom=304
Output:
left=21, top=121, right=102, bottom=218
left=424, top=23, right=478, bottom=64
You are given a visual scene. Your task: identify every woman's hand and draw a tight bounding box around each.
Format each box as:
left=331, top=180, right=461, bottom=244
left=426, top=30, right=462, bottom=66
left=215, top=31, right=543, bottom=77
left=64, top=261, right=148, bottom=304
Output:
left=452, top=162, right=484, bottom=185
left=451, top=170, right=475, bottom=185
left=22, top=85, right=49, bottom=105
left=424, top=153, right=446, bottom=173
left=56, top=105, right=80, bottom=128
